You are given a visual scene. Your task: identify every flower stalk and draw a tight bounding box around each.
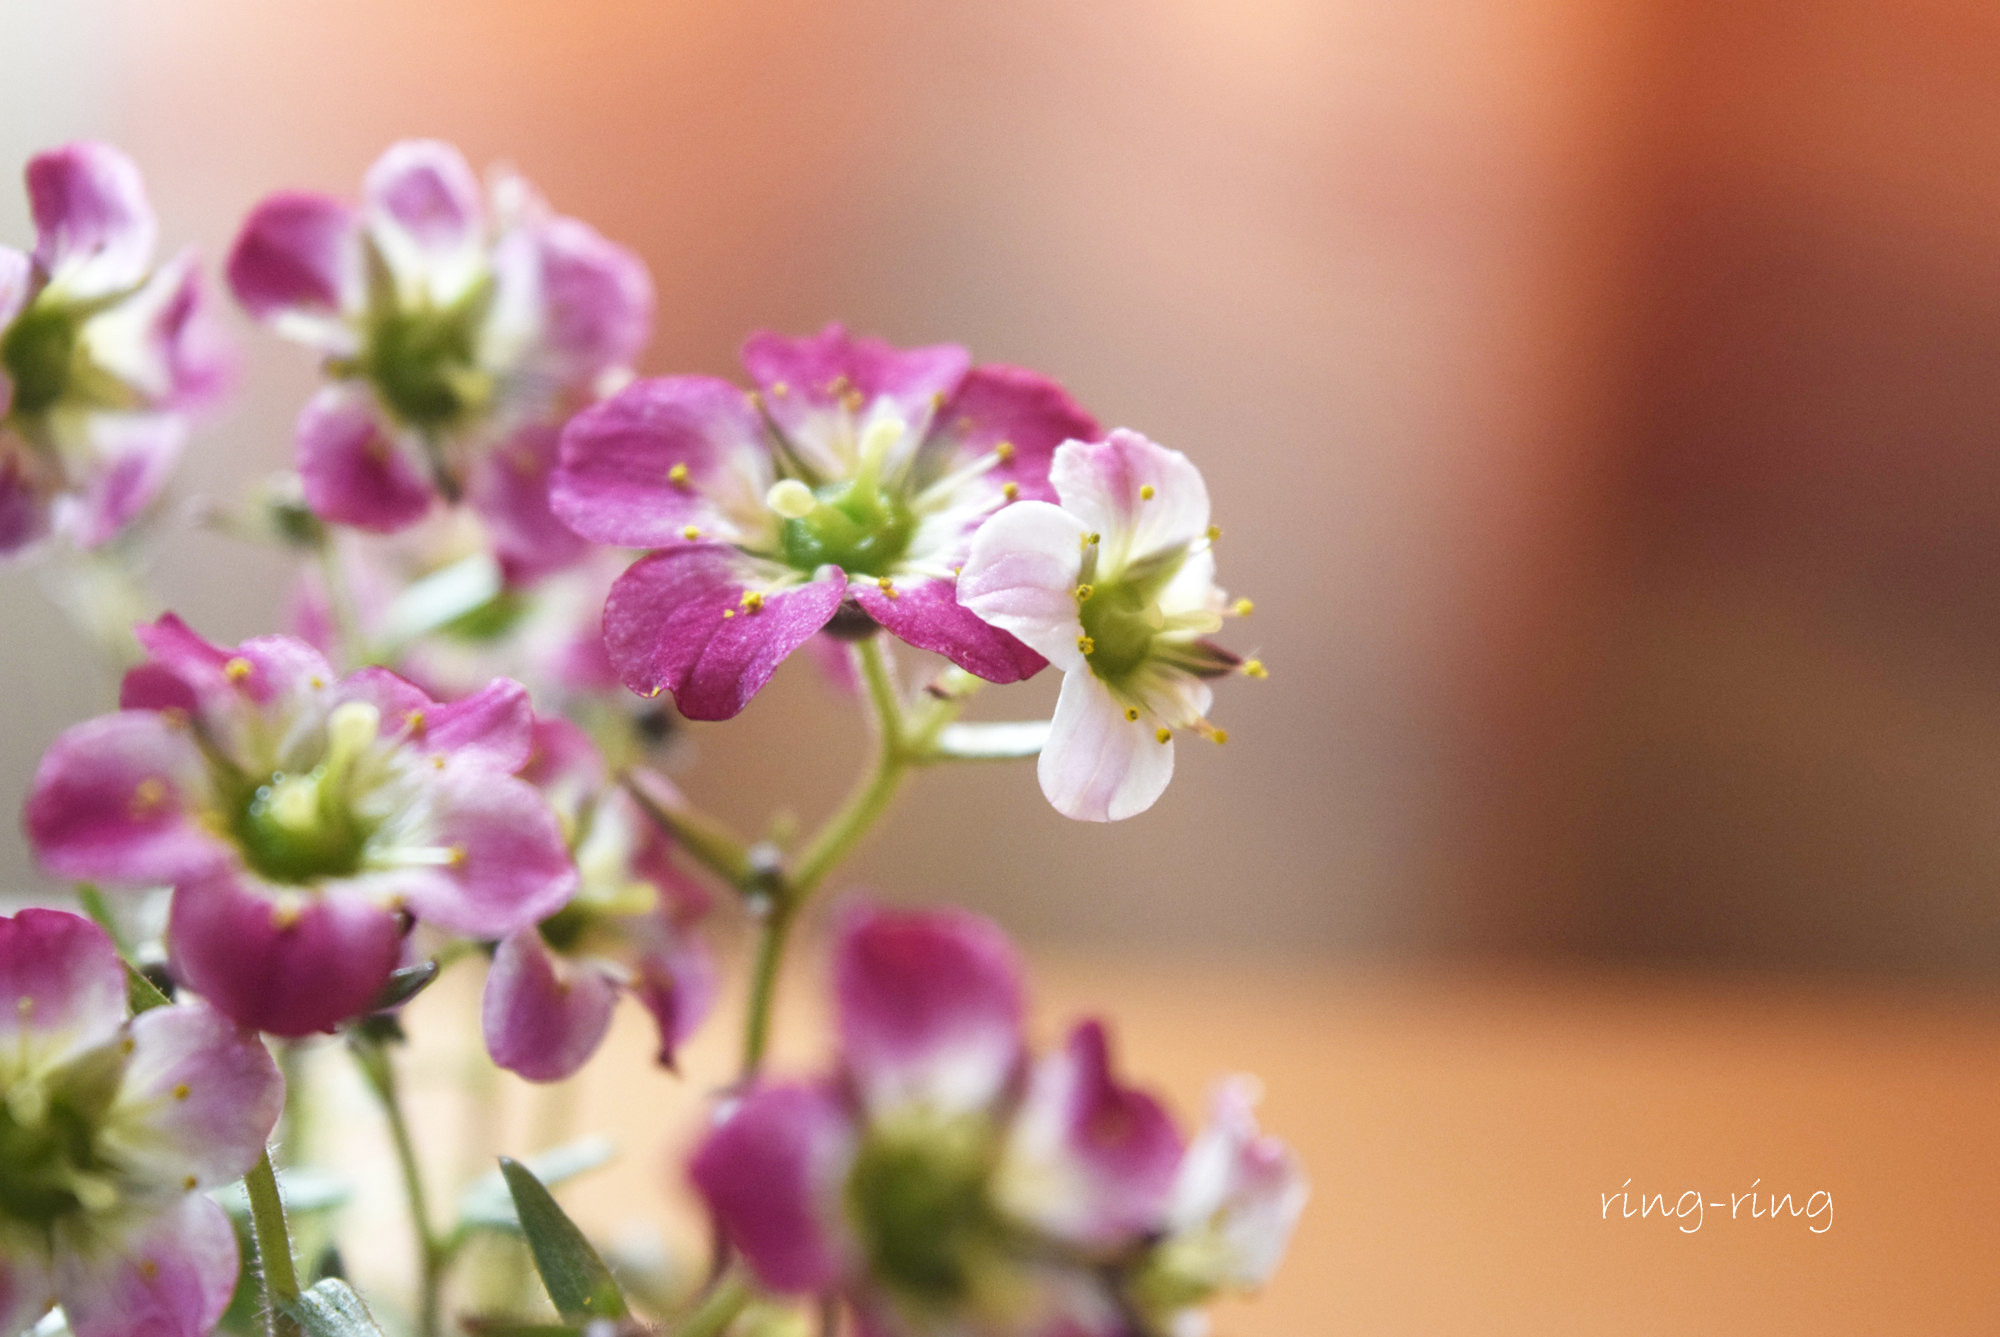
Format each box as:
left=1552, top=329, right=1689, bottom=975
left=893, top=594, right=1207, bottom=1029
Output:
left=351, top=1032, right=447, bottom=1337
left=244, top=1151, right=304, bottom=1337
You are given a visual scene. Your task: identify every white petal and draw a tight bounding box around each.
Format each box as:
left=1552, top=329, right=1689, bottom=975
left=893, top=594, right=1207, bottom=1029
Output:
left=1039, top=670, right=1174, bottom=822
left=1050, top=430, right=1210, bottom=572
left=958, top=500, right=1089, bottom=667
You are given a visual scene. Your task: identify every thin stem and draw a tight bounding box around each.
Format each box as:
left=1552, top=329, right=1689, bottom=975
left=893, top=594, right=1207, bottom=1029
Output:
left=313, top=535, right=365, bottom=671
left=738, top=899, right=795, bottom=1078
left=244, top=1150, right=303, bottom=1337
left=787, top=638, right=911, bottom=898
left=620, top=773, right=756, bottom=890
left=674, top=1271, right=752, bottom=1337
left=353, top=1036, right=445, bottom=1337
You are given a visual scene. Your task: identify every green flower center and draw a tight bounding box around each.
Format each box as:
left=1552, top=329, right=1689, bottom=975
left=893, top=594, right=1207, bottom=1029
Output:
left=360, top=299, right=490, bottom=433
left=0, top=1044, right=127, bottom=1228
left=223, top=702, right=383, bottom=885
left=1077, top=578, right=1164, bottom=684
left=777, top=478, right=915, bottom=578
left=846, top=1117, right=999, bottom=1305
left=1, top=299, right=81, bottom=421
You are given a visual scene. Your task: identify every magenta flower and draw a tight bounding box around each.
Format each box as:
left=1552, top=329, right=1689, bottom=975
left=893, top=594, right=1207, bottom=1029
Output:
left=226, top=139, right=653, bottom=568
left=0, top=909, right=283, bottom=1337
left=957, top=431, right=1251, bottom=822
left=0, top=143, right=232, bottom=555
left=481, top=718, right=715, bottom=1082
left=549, top=324, right=1099, bottom=719
left=690, top=903, right=1182, bottom=1336
left=23, top=614, right=575, bottom=1037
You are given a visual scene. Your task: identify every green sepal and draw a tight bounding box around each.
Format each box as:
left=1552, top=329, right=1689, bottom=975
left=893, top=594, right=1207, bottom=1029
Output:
left=498, top=1156, right=629, bottom=1323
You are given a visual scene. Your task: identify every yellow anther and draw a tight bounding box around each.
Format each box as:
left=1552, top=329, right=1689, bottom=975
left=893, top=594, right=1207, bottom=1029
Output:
left=828, top=375, right=850, bottom=395
left=669, top=462, right=691, bottom=487
left=1140, top=484, right=1155, bottom=500
left=1155, top=727, right=1172, bottom=744
left=1207, top=525, right=1222, bottom=542
left=1233, top=598, right=1255, bottom=617
left=270, top=899, right=302, bottom=931
left=431, top=754, right=447, bottom=769
left=141, top=1260, right=160, bottom=1280
left=310, top=675, right=325, bottom=689
left=841, top=389, right=864, bottom=413
left=120, top=1037, right=134, bottom=1054
left=223, top=657, right=253, bottom=683
left=131, top=777, right=168, bottom=814
left=1002, top=481, right=1019, bottom=501
left=1087, top=532, right=1101, bottom=545
left=405, top=710, right=426, bottom=733
left=1242, top=659, right=1268, bottom=679
left=648, top=686, right=663, bottom=698
left=876, top=577, right=899, bottom=600
left=772, top=381, right=790, bottom=397
left=722, top=609, right=736, bottom=619
left=448, top=846, right=468, bottom=867
left=994, top=441, right=1015, bottom=461
left=172, top=1084, right=190, bottom=1102
left=1075, top=584, right=1094, bottom=601
left=741, top=590, right=765, bottom=612
left=1125, top=707, right=1140, bottom=722
left=1212, top=728, right=1229, bottom=745
left=682, top=525, right=701, bottom=541
left=1077, top=635, right=1096, bottom=654
left=183, top=1175, right=198, bottom=1191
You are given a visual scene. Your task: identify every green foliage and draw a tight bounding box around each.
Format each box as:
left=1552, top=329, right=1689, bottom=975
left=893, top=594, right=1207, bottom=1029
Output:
left=498, top=1156, right=628, bottom=1324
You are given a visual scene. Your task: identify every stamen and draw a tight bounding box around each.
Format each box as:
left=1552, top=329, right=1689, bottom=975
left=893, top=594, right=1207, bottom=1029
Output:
left=1002, top=481, right=1019, bottom=501
left=771, top=381, right=790, bottom=397
left=1155, top=727, right=1172, bottom=744
left=310, top=675, right=325, bottom=689
left=130, top=777, right=168, bottom=815
left=140, top=1259, right=159, bottom=1280
left=1233, top=598, right=1255, bottom=617
left=682, top=525, right=702, bottom=541
left=1207, top=525, right=1222, bottom=542
left=432, top=754, right=446, bottom=769
left=223, top=657, right=254, bottom=683
left=876, top=576, right=900, bottom=600
left=172, top=1084, right=190, bottom=1101
left=1126, top=707, right=1140, bottom=721
left=183, top=1175, right=198, bottom=1191
left=669, top=462, right=691, bottom=488
left=403, top=709, right=425, bottom=734
left=1242, top=659, right=1268, bottom=678
left=1140, top=484, right=1155, bottom=500
left=741, top=590, right=765, bottom=613
left=270, top=898, right=303, bottom=930
left=448, top=846, right=467, bottom=867
left=1075, top=584, right=1094, bottom=601
left=994, top=440, right=1015, bottom=461
left=722, top=609, right=735, bottom=619
left=1078, top=635, right=1096, bottom=654
left=1214, top=729, right=1229, bottom=744
left=766, top=478, right=817, bottom=519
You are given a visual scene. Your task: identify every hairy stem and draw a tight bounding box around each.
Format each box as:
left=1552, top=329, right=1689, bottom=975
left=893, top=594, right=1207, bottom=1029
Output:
left=352, top=1036, right=445, bottom=1337
left=674, top=1270, right=752, bottom=1337
left=244, top=1150, right=303, bottom=1336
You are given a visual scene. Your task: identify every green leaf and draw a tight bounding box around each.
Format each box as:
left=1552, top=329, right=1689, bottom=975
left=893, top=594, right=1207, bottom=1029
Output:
left=282, top=1278, right=386, bottom=1336
left=929, top=720, right=1050, bottom=760
left=367, top=958, right=440, bottom=1013
left=457, top=1136, right=616, bottom=1233
left=498, top=1156, right=628, bottom=1323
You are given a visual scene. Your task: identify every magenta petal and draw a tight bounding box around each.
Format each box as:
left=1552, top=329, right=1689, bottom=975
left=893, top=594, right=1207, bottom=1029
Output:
left=0, top=909, right=126, bottom=1060
left=931, top=364, right=1099, bottom=504
left=741, top=324, right=969, bottom=444
left=482, top=929, right=619, bottom=1083
left=25, top=711, right=226, bottom=888
left=630, top=918, right=718, bottom=1069
left=851, top=574, right=1046, bottom=684
left=296, top=385, right=434, bottom=532
left=521, top=715, right=606, bottom=798
left=423, top=677, right=536, bottom=773
left=56, top=1194, right=239, bottom=1337
left=143, top=252, right=236, bottom=412
left=530, top=216, right=655, bottom=379
left=27, top=142, right=157, bottom=297
left=58, top=413, right=185, bottom=550
left=393, top=769, right=575, bottom=938
left=470, top=421, right=589, bottom=584
left=364, top=140, right=484, bottom=257
left=602, top=547, right=845, bottom=721
left=690, top=1083, right=858, bottom=1294
left=551, top=376, right=769, bottom=548
left=226, top=190, right=361, bottom=324
left=106, top=1001, right=285, bottom=1189
left=834, top=902, right=1026, bottom=1117
left=167, top=872, right=404, bottom=1037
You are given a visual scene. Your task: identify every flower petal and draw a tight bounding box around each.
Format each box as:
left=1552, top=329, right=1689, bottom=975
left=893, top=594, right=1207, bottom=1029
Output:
left=741, top=325, right=969, bottom=469
left=926, top=364, right=1098, bottom=504
left=296, top=384, right=435, bottom=532
left=851, top=573, right=1045, bottom=683
left=602, top=547, right=845, bottom=721
left=389, top=768, right=576, bottom=938
left=1167, top=1077, right=1308, bottom=1287
left=0, top=1250, right=53, bottom=1337
left=363, top=139, right=486, bottom=300
left=0, top=438, right=50, bottom=555
left=99, top=1000, right=285, bottom=1191
left=994, top=1020, right=1183, bottom=1250
left=630, top=915, right=718, bottom=1070
left=1050, top=431, right=1210, bottom=568
left=957, top=500, right=1090, bottom=667
left=167, top=871, right=405, bottom=1037
left=55, top=1193, right=239, bottom=1337
left=53, top=413, right=186, bottom=551
left=551, top=375, right=773, bottom=549
left=227, top=190, right=364, bottom=328
left=24, top=711, right=225, bottom=887
left=0, top=245, right=30, bottom=330
left=0, top=909, right=126, bottom=1065
left=421, top=676, right=536, bottom=773
left=690, top=1083, right=858, bottom=1294
left=525, top=216, right=655, bottom=381
left=1038, top=669, right=1173, bottom=822
left=27, top=142, right=157, bottom=299
left=834, top=902, right=1025, bottom=1117
left=469, top=420, right=589, bottom=585
left=481, top=928, right=620, bottom=1083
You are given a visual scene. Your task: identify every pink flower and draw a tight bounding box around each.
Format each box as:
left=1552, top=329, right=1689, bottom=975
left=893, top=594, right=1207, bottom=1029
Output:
left=481, top=718, right=715, bottom=1082
left=549, top=324, right=1099, bottom=719
left=957, top=431, right=1252, bottom=821
left=227, top=139, right=652, bottom=564
left=689, top=904, right=1181, bottom=1336
left=0, top=143, right=233, bottom=556
left=23, top=614, right=575, bottom=1036
left=0, top=909, right=284, bottom=1337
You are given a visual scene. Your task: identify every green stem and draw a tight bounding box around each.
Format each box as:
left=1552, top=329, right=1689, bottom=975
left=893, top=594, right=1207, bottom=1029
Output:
left=787, top=638, right=911, bottom=898
left=244, top=1150, right=303, bottom=1336
left=620, top=774, right=756, bottom=889
left=738, top=899, right=795, bottom=1078
left=353, top=1037, right=445, bottom=1337
left=674, top=1271, right=752, bottom=1337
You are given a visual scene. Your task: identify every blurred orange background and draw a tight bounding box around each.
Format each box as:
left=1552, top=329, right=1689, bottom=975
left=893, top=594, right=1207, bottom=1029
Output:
left=3, top=0, right=1998, bottom=1329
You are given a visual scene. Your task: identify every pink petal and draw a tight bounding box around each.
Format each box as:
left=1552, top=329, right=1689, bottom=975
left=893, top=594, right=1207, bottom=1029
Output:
left=481, top=928, right=620, bottom=1083
left=469, top=420, right=589, bottom=584
left=103, top=1000, right=285, bottom=1190
left=55, top=1193, right=240, bottom=1337
left=851, top=573, right=1045, bottom=684
left=126, top=618, right=338, bottom=734
left=629, top=915, right=718, bottom=1069
left=520, top=715, right=606, bottom=798
left=0, top=245, right=31, bottom=331
left=0, top=1251, right=53, bottom=1337
left=421, top=677, right=537, bottom=773
left=24, top=711, right=226, bottom=887
left=927, top=363, right=1099, bottom=504
left=390, top=768, right=576, bottom=938
left=690, top=1083, right=858, bottom=1294
left=226, top=190, right=363, bottom=325
left=1168, top=1078, right=1308, bottom=1286
left=527, top=215, right=654, bottom=380
left=834, top=902, right=1025, bottom=1117
left=0, top=439, right=50, bottom=554
left=27, top=142, right=157, bottom=298
left=296, top=383, right=435, bottom=532
left=138, top=251, right=236, bottom=412
left=602, top=546, right=845, bottom=721
left=957, top=500, right=1091, bottom=667
left=167, top=870, right=405, bottom=1037
left=0, top=909, right=127, bottom=1062
left=741, top=324, right=969, bottom=457
left=1039, top=669, right=1173, bottom=822
left=56, top=413, right=186, bottom=550
left=364, top=139, right=485, bottom=256
left=997, top=1020, right=1183, bottom=1249
left=551, top=375, right=771, bottom=549
left=1049, top=431, right=1210, bottom=566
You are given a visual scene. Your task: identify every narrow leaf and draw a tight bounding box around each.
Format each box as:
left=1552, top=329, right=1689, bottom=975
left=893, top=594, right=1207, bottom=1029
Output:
left=367, top=959, right=440, bottom=1013
left=930, top=720, right=1050, bottom=761
left=499, top=1156, right=628, bottom=1323
left=457, top=1136, right=616, bottom=1232
left=283, top=1278, right=386, bottom=1337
